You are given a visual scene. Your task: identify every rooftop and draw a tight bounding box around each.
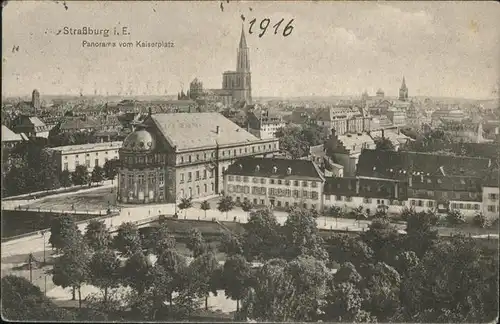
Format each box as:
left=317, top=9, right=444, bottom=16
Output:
left=48, top=141, right=123, bottom=153
left=1, top=125, right=23, bottom=142
left=149, top=113, right=262, bottom=150
left=225, top=157, right=324, bottom=181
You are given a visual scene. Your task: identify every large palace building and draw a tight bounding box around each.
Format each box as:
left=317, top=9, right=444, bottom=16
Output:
left=117, top=112, right=279, bottom=204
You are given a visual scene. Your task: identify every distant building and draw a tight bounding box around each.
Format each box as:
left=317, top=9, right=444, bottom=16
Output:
left=185, top=26, right=252, bottom=106
left=370, top=129, right=411, bottom=151
left=224, top=157, right=324, bottom=211
left=247, top=110, right=285, bottom=139
left=431, top=107, right=467, bottom=123
left=117, top=112, right=279, bottom=204
left=482, top=172, right=499, bottom=219
left=399, top=76, right=409, bottom=102
left=47, top=141, right=122, bottom=173
left=32, top=89, right=41, bottom=113
left=315, top=105, right=371, bottom=135
left=325, top=129, right=376, bottom=176
left=11, top=115, right=51, bottom=138
left=1, top=125, right=25, bottom=149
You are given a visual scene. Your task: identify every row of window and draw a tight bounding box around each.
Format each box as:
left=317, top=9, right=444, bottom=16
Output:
left=487, top=205, right=497, bottom=212
left=409, top=189, right=480, bottom=200
left=228, top=175, right=318, bottom=188
left=122, top=154, right=166, bottom=165
left=121, top=173, right=165, bottom=187
left=487, top=193, right=499, bottom=200
left=227, top=185, right=319, bottom=200
left=180, top=169, right=214, bottom=183
left=179, top=183, right=215, bottom=197
left=410, top=200, right=435, bottom=208
left=66, top=150, right=118, bottom=159
left=232, top=196, right=316, bottom=210
left=64, top=157, right=111, bottom=170
left=450, top=202, right=481, bottom=210
left=178, top=143, right=278, bottom=164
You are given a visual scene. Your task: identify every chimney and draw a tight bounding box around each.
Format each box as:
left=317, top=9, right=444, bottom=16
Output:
left=216, top=126, right=220, bottom=134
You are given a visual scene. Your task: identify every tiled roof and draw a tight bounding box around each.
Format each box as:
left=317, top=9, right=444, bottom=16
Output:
left=225, top=157, right=324, bottom=181
left=337, top=133, right=375, bottom=154
left=356, top=149, right=491, bottom=179
left=1, top=125, right=23, bottom=142
left=57, top=116, right=98, bottom=130
left=47, top=141, right=123, bottom=153
left=149, top=113, right=260, bottom=150
left=324, top=177, right=405, bottom=200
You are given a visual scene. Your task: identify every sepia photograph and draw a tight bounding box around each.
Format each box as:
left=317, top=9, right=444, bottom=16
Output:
left=1, top=0, right=499, bottom=322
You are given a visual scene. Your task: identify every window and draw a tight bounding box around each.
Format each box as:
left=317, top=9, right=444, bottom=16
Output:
left=64, top=163, right=68, bottom=170
left=278, top=180, right=282, bottom=185
left=363, top=198, right=372, bottom=204
left=451, top=203, right=457, bottom=209
left=336, top=195, right=342, bottom=201
left=203, top=170, right=207, bottom=179
left=345, top=196, right=353, bottom=202
left=210, top=170, right=214, bottom=178
left=243, top=177, right=249, bottom=183
left=285, top=180, right=290, bottom=186
left=488, top=193, right=498, bottom=200
left=189, top=187, right=192, bottom=197
left=180, top=173, right=185, bottom=183
left=188, top=172, right=192, bottom=182
left=459, top=203, right=464, bottom=209
left=234, top=149, right=236, bottom=156
left=252, top=177, right=259, bottom=183
left=427, top=201, right=434, bottom=208
left=311, top=182, right=317, bottom=188
left=312, top=192, right=318, bottom=200
left=95, top=159, right=99, bottom=167
left=260, top=178, right=266, bottom=184
left=487, top=205, right=496, bottom=212
left=196, top=154, right=199, bottom=161
left=236, top=176, right=241, bottom=182
left=196, top=171, right=200, bottom=180
left=211, top=183, right=214, bottom=191
left=294, top=181, right=299, bottom=186
left=302, top=181, right=308, bottom=187
left=85, top=160, right=90, bottom=167
left=188, top=156, right=192, bottom=163
left=228, top=175, right=234, bottom=181
left=197, top=186, right=200, bottom=195
left=159, top=173, right=164, bottom=183
left=277, top=201, right=281, bottom=207
left=410, top=200, right=416, bottom=206
left=270, top=179, right=275, bottom=184
left=260, top=199, right=265, bottom=205
left=253, top=198, right=258, bottom=204
left=474, top=204, right=480, bottom=210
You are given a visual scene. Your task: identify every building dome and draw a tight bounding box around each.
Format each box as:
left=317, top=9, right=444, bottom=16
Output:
left=122, top=129, right=156, bottom=152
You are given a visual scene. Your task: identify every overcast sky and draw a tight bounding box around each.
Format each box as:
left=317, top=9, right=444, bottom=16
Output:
left=2, top=1, right=499, bottom=99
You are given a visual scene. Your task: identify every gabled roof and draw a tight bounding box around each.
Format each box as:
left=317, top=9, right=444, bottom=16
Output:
left=149, top=113, right=260, bottom=150
left=357, top=149, right=491, bottom=179
left=1, top=125, right=23, bottom=142
left=225, top=157, right=324, bottom=181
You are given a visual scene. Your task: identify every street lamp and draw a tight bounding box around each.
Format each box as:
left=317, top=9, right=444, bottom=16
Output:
left=40, top=231, right=46, bottom=264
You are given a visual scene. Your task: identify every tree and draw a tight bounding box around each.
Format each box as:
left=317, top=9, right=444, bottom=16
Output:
left=219, top=231, right=243, bottom=256
left=188, top=251, right=220, bottom=310
left=91, top=165, right=104, bottom=184
left=374, top=136, right=395, bottom=151
left=472, top=212, right=487, bottom=228
left=217, top=195, right=235, bottom=219
left=241, top=199, right=253, bottom=216
left=88, top=248, right=121, bottom=307
left=361, top=218, right=402, bottom=266
left=84, top=219, right=112, bottom=252
left=394, top=251, right=419, bottom=279
left=446, top=209, right=465, bottom=226
left=326, top=205, right=342, bottom=226
left=374, top=204, right=389, bottom=219
left=59, top=169, right=72, bottom=188
left=122, top=250, right=153, bottom=295
left=404, top=210, right=439, bottom=257
left=113, top=222, right=142, bottom=257
left=49, top=214, right=81, bottom=252
left=52, top=241, right=91, bottom=308
left=103, top=159, right=119, bottom=180
left=400, top=235, right=498, bottom=322
left=222, top=255, right=252, bottom=312
left=275, top=125, right=309, bottom=159
left=200, top=200, right=211, bottom=218
left=143, top=222, right=176, bottom=255
left=177, top=197, right=193, bottom=217
left=363, top=262, right=401, bottom=321
left=325, top=233, right=373, bottom=268
left=2, top=275, right=76, bottom=321
left=156, top=249, right=189, bottom=306
left=281, top=207, right=328, bottom=261
left=352, top=205, right=367, bottom=226
left=186, top=228, right=208, bottom=258
left=72, top=165, right=90, bottom=186
left=243, top=208, right=283, bottom=261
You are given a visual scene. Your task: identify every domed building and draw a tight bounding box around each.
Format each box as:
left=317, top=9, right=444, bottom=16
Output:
left=117, top=111, right=279, bottom=204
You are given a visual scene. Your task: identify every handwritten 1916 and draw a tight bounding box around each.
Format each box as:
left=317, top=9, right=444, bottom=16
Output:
left=248, top=18, right=294, bottom=38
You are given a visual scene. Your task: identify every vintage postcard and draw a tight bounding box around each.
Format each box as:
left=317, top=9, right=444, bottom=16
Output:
left=1, top=1, right=499, bottom=322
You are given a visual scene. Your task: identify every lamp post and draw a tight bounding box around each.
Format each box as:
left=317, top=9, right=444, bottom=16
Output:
left=40, top=231, right=46, bottom=264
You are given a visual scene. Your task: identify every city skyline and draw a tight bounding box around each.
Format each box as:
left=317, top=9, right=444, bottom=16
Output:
left=2, top=1, right=499, bottom=99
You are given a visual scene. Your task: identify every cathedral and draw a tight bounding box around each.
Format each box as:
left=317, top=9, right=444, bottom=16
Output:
left=180, top=25, right=252, bottom=106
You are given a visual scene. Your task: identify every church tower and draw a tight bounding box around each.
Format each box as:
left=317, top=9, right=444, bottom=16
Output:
left=233, top=25, right=252, bottom=104
left=399, top=76, right=408, bottom=101
left=31, top=89, right=40, bottom=115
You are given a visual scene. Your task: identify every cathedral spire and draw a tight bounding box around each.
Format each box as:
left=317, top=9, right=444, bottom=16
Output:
left=239, top=24, right=247, bottom=48
left=401, top=76, right=407, bottom=89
